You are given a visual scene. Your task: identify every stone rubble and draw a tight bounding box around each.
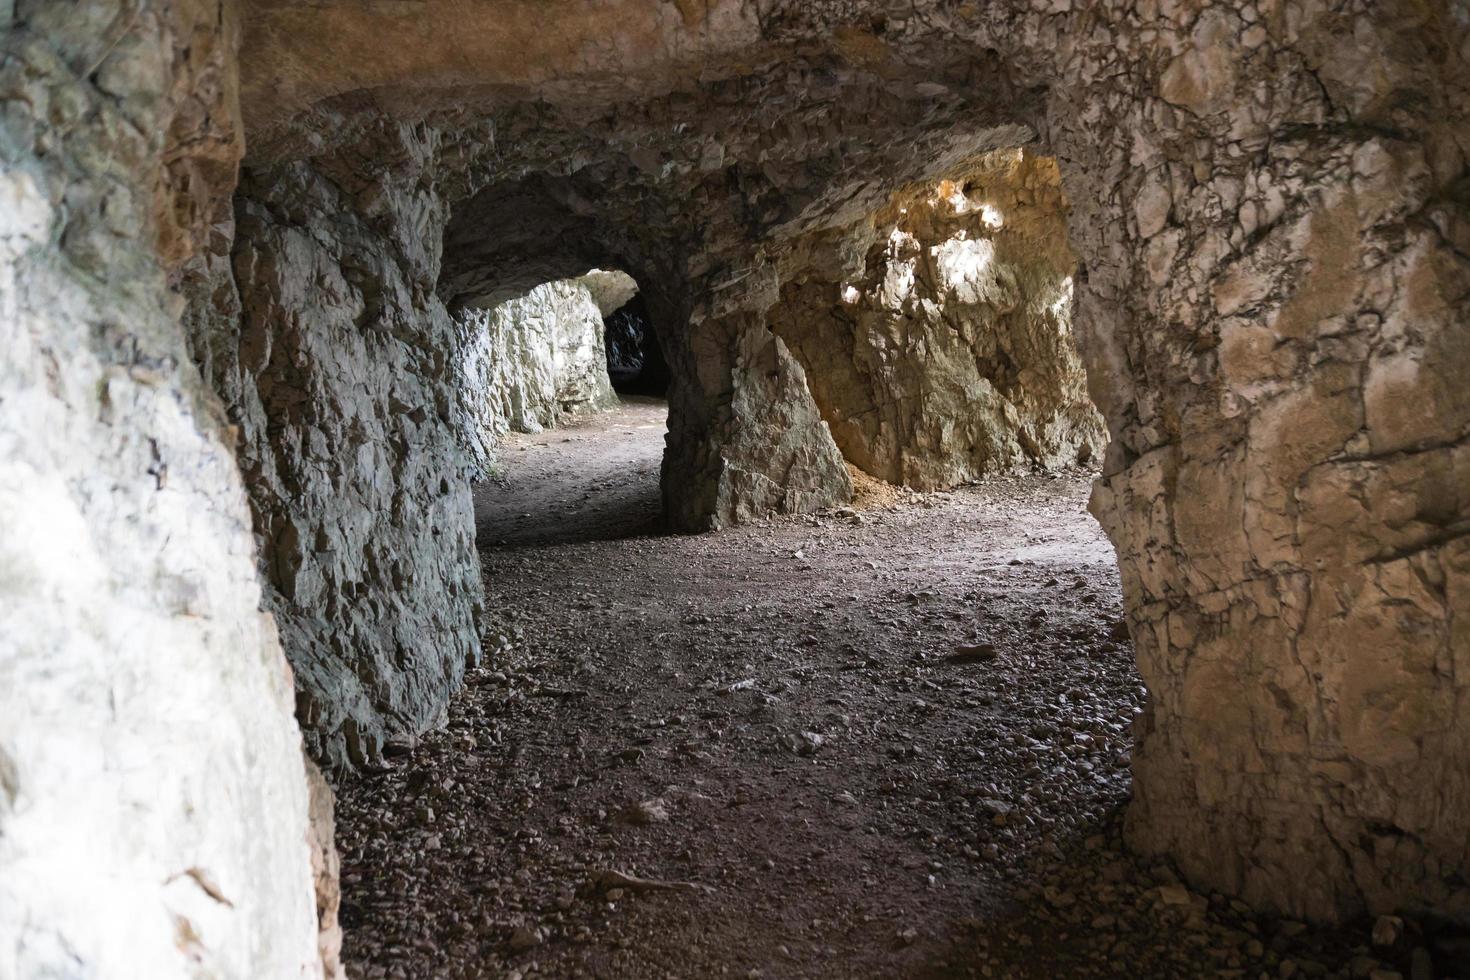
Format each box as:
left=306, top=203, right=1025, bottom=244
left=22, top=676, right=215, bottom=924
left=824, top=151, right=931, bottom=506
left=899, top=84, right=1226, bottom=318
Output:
left=337, top=423, right=1470, bottom=977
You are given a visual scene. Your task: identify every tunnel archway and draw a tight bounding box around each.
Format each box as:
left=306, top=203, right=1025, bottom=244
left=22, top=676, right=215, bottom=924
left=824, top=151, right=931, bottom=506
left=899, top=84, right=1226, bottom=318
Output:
left=434, top=174, right=683, bottom=533
left=220, top=0, right=1470, bottom=935
left=604, top=294, right=672, bottom=397
left=5, top=2, right=1467, bottom=977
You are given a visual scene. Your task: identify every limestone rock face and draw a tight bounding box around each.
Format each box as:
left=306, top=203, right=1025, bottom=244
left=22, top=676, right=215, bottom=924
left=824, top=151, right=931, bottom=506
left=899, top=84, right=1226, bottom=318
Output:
left=772, top=150, right=1106, bottom=489
left=7, top=0, right=1459, bottom=955
left=455, top=275, right=624, bottom=450
left=0, top=0, right=322, bottom=975
left=216, top=150, right=485, bottom=770
left=227, top=0, right=1469, bottom=925
left=305, top=759, right=345, bottom=980
left=580, top=269, right=642, bottom=318
left=1035, top=2, right=1470, bottom=926
left=709, top=320, right=854, bottom=527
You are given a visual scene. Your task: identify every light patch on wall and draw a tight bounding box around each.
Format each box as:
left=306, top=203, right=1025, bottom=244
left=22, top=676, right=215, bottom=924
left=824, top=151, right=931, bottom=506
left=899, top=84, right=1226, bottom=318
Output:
left=879, top=259, right=916, bottom=307
left=0, top=170, right=51, bottom=259
left=879, top=228, right=919, bottom=306
left=841, top=284, right=862, bottom=305
left=932, top=233, right=995, bottom=303
left=1051, top=276, right=1074, bottom=327
left=931, top=180, right=1003, bottom=230
left=935, top=179, right=971, bottom=214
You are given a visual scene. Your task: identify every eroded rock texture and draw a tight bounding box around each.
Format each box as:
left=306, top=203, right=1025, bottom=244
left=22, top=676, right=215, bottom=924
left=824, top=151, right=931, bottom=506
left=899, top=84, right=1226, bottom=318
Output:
left=0, top=0, right=322, bottom=975
left=772, top=150, right=1107, bottom=489
left=679, top=315, right=854, bottom=528
left=6, top=0, right=1464, bottom=965
left=227, top=0, right=1469, bottom=925
left=218, top=149, right=484, bottom=770
left=1041, top=5, right=1470, bottom=926
left=454, top=273, right=627, bottom=453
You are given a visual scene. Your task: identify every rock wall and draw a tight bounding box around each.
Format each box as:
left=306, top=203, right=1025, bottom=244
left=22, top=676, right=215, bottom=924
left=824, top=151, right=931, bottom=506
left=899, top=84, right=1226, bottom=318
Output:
left=198, top=0, right=1470, bottom=928
left=1028, top=0, right=1470, bottom=925
left=772, top=150, right=1107, bottom=489
left=0, top=0, right=323, bottom=975
left=671, top=314, right=855, bottom=529
left=225, top=5, right=1470, bottom=928
left=6, top=0, right=1457, bottom=955
left=211, top=145, right=485, bottom=770
left=455, top=273, right=626, bottom=454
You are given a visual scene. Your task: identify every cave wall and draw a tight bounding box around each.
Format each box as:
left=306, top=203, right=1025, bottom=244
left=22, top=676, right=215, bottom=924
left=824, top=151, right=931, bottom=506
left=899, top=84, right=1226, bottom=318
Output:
left=454, top=273, right=626, bottom=453
left=2, top=1, right=1465, bottom=962
left=663, top=311, right=854, bottom=530
left=225, top=0, right=1469, bottom=924
left=772, top=149, right=1107, bottom=489
left=1030, top=0, right=1470, bottom=924
left=0, top=0, right=324, bottom=974
left=212, top=144, right=486, bottom=770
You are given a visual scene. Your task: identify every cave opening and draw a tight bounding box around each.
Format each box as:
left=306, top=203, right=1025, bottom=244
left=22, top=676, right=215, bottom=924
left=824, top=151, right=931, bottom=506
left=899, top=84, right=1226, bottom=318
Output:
left=449, top=269, right=671, bottom=549
left=9, top=2, right=1468, bottom=978
left=604, top=294, right=671, bottom=397
left=333, top=148, right=1161, bottom=977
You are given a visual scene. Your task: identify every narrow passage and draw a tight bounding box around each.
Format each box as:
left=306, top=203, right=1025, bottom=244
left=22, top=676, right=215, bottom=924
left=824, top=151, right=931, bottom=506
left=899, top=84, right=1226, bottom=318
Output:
left=338, top=402, right=1368, bottom=979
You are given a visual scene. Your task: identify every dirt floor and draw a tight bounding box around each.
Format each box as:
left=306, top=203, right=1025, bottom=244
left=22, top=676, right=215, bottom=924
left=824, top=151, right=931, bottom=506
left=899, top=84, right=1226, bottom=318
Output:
left=336, top=398, right=1463, bottom=980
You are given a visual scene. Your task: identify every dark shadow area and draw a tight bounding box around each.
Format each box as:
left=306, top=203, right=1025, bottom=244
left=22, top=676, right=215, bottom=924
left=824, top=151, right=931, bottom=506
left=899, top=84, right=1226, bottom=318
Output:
left=604, top=295, right=671, bottom=396
left=472, top=396, right=669, bottom=549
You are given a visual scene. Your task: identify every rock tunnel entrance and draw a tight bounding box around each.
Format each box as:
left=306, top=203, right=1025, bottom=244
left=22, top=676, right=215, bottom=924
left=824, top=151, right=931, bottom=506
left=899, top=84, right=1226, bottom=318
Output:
left=330, top=146, right=1212, bottom=976
left=604, top=296, right=672, bottom=398
left=456, top=269, right=672, bottom=548
left=5, top=1, right=1468, bottom=978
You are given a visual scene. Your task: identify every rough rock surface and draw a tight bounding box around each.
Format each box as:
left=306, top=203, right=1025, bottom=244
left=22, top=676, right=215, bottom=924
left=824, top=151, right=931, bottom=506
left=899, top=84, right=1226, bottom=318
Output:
left=0, top=0, right=321, bottom=975
left=700, top=318, right=854, bottom=528
left=5, top=1, right=1466, bottom=966
left=306, top=759, right=346, bottom=980
left=216, top=153, right=485, bottom=770
left=455, top=274, right=626, bottom=448
left=230, top=0, right=1470, bottom=925
left=1046, top=4, right=1470, bottom=926
left=773, top=149, right=1107, bottom=489
left=577, top=269, right=642, bottom=319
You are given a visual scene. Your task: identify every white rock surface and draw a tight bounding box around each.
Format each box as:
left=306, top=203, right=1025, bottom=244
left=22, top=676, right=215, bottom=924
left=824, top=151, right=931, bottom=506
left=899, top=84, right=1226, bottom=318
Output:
left=458, top=274, right=625, bottom=441
left=0, top=2, right=323, bottom=975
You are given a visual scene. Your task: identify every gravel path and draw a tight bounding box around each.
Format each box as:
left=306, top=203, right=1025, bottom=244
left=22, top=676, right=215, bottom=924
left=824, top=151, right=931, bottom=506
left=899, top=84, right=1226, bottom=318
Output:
left=336, top=399, right=1462, bottom=980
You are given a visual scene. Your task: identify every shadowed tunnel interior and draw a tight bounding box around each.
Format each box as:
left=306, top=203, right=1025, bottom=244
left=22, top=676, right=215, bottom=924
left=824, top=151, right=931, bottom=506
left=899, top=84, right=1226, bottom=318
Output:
left=2, top=2, right=1468, bottom=978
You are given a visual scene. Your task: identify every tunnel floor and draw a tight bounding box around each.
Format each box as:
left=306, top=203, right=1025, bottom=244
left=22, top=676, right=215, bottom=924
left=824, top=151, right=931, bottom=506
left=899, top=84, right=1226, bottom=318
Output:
left=472, top=396, right=668, bottom=548
left=336, top=400, right=1373, bottom=979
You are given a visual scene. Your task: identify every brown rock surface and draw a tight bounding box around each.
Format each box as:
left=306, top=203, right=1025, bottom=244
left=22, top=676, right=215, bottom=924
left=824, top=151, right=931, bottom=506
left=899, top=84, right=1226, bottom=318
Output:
left=306, top=757, right=345, bottom=980
left=772, top=149, right=1106, bottom=488
left=224, top=0, right=1470, bottom=923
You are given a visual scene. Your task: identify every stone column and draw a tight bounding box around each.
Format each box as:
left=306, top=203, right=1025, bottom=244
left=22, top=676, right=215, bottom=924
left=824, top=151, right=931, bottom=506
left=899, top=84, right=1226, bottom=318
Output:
left=225, top=149, right=485, bottom=770
left=662, top=299, right=853, bottom=531
left=1041, top=0, right=1470, bottom=923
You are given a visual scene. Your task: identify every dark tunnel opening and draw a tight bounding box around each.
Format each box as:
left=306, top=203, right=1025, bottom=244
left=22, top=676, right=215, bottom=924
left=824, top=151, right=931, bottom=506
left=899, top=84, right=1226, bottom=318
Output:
left=603, top=294, right=671, bottom=397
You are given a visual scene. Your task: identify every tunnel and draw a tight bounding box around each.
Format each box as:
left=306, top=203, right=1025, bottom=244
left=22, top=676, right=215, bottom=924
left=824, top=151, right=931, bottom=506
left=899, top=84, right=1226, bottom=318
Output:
left=604, top=295, right=672, bottom=397
left=2, top=1, right=1468, bottom=978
